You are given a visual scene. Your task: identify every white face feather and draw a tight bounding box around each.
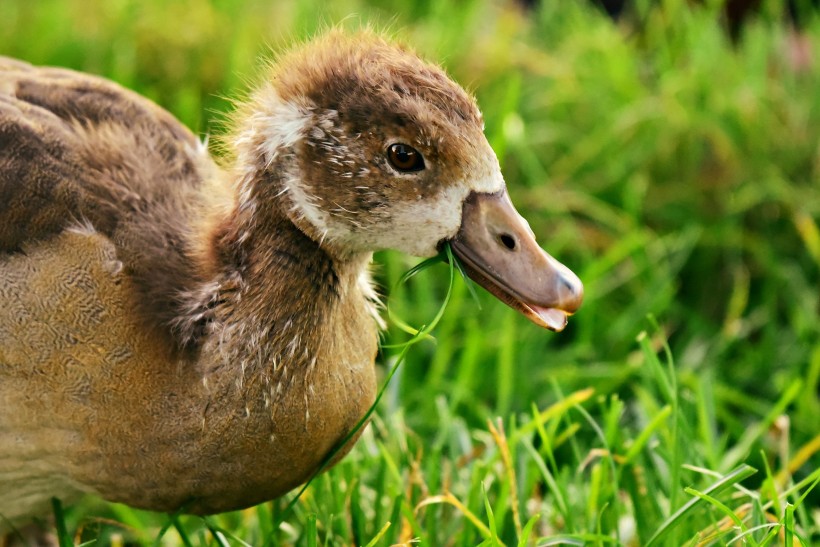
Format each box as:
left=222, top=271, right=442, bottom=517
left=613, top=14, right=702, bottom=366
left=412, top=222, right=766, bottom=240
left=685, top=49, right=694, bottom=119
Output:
left=235, top=86, right=503, bottom=259
left=254, top=88, right=313, bottom=165
left=342, top=167, right=505, bottom=257
left=234, top=91, right=315, bottom=212
left=283, top=172, right=331, bottom=241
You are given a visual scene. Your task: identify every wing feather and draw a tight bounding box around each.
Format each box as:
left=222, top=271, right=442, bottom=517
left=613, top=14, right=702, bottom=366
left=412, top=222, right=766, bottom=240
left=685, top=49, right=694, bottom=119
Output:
left=0, top=57, right=225, bottom=348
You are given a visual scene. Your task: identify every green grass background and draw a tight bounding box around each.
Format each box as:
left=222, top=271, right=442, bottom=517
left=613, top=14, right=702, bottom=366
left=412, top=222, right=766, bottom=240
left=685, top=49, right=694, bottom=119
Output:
left=1, top=0, right=819, bottom=545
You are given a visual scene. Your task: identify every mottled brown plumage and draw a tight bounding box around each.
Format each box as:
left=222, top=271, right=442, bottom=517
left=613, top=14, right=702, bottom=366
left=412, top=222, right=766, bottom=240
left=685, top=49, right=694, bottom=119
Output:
left=0, top=30, right=582, bottom=531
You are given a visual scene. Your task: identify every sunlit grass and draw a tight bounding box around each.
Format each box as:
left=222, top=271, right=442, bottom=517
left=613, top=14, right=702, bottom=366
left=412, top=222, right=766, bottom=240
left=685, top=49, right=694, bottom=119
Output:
left=1, top=0, right=819, bottom=544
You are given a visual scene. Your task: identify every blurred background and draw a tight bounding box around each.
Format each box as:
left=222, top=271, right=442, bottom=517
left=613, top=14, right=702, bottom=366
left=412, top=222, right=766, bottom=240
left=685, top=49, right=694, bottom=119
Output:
left=1, top=0, right=818, bottom=544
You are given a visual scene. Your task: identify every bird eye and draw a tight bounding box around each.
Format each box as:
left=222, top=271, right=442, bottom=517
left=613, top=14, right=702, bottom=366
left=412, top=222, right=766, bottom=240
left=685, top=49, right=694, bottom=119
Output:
left=387, top=143, right=425, bottom=172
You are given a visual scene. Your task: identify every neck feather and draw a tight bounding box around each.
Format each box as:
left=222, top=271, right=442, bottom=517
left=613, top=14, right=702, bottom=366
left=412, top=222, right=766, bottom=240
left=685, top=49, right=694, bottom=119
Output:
left=178, top=164, right=378, bottom=378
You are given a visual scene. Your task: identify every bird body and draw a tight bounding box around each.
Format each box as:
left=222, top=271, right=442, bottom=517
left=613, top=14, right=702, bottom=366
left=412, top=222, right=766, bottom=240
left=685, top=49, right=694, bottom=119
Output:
left=1, top=226, right=377, bottom=518
left=0, top=52, right=378, bottom=522
left=0, top=31, right=582, bottom=530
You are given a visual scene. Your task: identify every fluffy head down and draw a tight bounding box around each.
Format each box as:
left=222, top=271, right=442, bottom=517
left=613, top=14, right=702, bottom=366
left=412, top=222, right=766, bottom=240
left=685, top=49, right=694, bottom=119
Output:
left=233, top=30, right=505, bottom=257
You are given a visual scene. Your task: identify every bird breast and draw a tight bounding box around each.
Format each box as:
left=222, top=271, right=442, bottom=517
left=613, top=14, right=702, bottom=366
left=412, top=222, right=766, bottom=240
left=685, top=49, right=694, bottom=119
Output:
left=0, top=226, right=377, bottom=518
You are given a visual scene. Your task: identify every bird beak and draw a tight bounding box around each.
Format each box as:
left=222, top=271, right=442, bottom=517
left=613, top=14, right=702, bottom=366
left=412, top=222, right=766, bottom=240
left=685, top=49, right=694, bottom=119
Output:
left=449, top=190, right=583, bottom=331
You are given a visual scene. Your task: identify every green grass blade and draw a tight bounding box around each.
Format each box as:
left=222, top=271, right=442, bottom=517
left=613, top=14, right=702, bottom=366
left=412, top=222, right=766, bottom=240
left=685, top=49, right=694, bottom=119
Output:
left=682, top=487, right=752, bottom=543
left=51, top=498, right=73, bottom=547
left=622, top=405, right=672, bottom=464
left=645, top=464, right=758, bottom=546
left=481, top=484, right=501, bottom=547
left=517, top=513, right=540, bottom=547
left=784, top=503, right=794, bottom=547
left=169, top=515, right=194, bottom=547
left=363, top=521, right=391, bottom=547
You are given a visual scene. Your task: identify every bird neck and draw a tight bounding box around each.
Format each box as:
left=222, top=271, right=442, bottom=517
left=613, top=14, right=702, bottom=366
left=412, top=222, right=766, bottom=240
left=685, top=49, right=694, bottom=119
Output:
left=180, top=164, right=377, bottom=379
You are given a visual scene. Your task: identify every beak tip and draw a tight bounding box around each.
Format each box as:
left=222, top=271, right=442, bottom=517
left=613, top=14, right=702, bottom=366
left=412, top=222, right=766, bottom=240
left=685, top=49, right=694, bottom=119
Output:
left=558, top=271, right=584, bottom=314
left=528, top=305, right=570, bottom=331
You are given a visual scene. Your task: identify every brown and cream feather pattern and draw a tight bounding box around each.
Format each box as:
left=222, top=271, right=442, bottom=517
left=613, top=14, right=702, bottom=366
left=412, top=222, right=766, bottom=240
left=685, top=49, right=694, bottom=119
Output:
left=0, top=55, right=218, bottom=350
left=0, top=30, right=582, bottom=531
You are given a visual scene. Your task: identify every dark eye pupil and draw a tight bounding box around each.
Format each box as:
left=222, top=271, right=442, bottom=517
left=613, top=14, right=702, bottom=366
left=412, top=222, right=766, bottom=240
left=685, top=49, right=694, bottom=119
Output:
left=394, top=146, right=413, bottom=164
left=388, top=143, right=424, bottom=172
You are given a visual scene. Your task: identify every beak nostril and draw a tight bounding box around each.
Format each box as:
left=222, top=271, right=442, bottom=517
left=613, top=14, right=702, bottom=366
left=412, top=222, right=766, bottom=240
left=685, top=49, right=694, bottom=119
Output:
left=498, top=233, right=517, bottom=251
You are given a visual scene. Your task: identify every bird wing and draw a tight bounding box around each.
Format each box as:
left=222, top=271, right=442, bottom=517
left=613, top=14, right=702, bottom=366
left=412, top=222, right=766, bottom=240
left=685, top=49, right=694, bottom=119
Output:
left=0, top=56, right=211, bottom=249
left=0, top=57, right=223, bottom=346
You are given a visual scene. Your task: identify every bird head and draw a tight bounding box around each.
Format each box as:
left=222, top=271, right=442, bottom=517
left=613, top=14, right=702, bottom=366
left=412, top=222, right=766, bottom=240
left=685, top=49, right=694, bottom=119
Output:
left=232, top=30, right=583, bottom=330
